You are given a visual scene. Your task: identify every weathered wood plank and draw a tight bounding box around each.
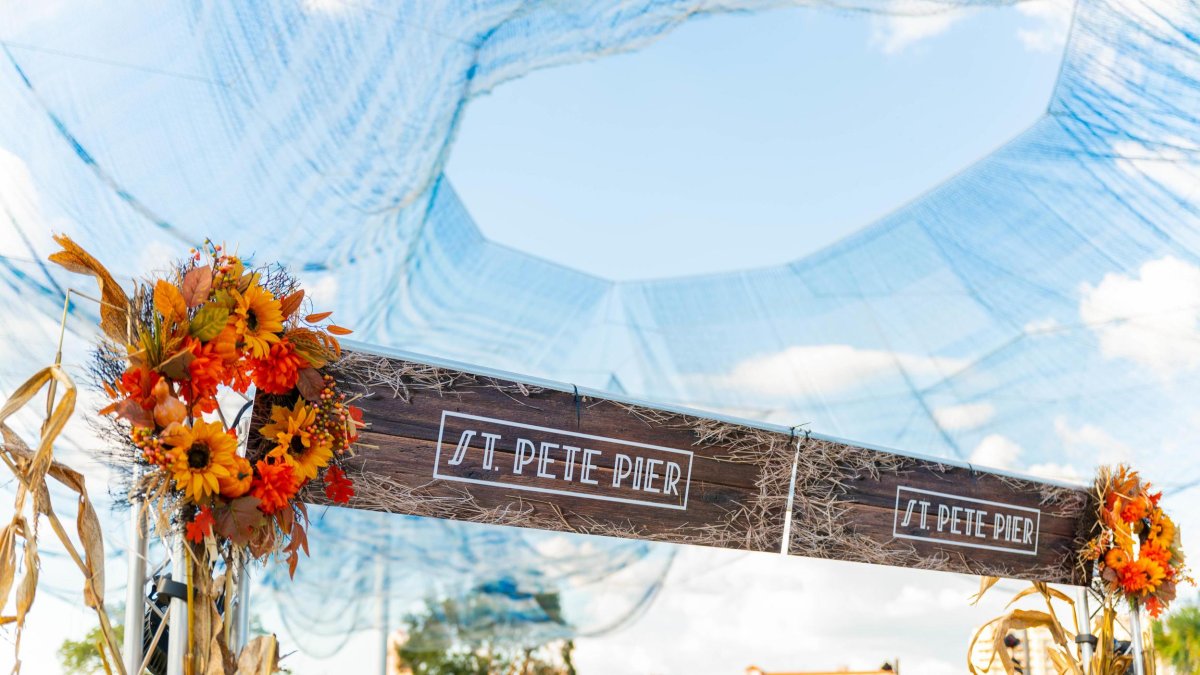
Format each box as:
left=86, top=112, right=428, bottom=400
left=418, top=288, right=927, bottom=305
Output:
left=250, top=348, right=1095, bottom=583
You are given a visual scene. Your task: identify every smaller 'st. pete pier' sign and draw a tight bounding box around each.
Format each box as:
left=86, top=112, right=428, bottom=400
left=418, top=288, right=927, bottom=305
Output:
left=253, top=347, right=1096, bottom=585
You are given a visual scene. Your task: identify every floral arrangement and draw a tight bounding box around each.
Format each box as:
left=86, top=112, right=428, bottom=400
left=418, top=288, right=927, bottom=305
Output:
left=51, top=235, right=363, bottom=575
left=1081, top=465, right=1191, bottom=617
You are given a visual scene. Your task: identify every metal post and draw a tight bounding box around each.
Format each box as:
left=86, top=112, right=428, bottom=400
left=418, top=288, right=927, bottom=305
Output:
left=1075, top=587, right=1094, bottom=672
left=1129, top=599, right=1146, bottom=675
left=232, top=560, right=251, bottom=653
left=376, top=513, right=391, bottom=675
left=123, top=500, right=148, bottom=674
left=166, top=536, right=188, bottom=675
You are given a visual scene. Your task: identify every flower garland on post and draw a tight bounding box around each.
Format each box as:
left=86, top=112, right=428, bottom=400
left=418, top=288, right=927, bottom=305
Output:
left=49, top=235, right=365, bottom=672
left=969, top=464, right=1191, bottom=675
left=1081, top=465, right=1192, bottom=619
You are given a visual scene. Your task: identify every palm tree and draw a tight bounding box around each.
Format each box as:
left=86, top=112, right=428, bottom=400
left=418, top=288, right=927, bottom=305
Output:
left=1152, top=605, right=1200, bottom=674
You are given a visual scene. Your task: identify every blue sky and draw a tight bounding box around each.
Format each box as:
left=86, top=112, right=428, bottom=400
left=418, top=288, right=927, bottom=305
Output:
left=9, top=1, right=1200, bottom=674
left=448, top=3, right=1071, bottom=279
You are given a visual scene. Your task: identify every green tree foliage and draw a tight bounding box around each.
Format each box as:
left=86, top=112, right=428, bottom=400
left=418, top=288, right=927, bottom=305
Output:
left=58, top=623, right=125, bottom=675
left=397, top=592, right=575, bottom=675
left=1152, top=605, right=1200, bottom=674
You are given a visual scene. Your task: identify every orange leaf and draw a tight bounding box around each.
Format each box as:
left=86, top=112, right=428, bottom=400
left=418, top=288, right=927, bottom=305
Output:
left=279, top=290, right=305, bottom=319
left=153, top=279, right=187, bottom=324
left=47, top=234, right=130, bottom=342
left=304, top=311, right=332, bottom=323
left=326, top=325, right=353, bottom=335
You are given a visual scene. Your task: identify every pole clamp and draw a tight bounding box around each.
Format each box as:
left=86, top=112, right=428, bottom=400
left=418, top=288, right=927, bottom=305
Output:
left=1075, top=633, right=1099, bottom=647
left=156, top=574, right=189, bottom=603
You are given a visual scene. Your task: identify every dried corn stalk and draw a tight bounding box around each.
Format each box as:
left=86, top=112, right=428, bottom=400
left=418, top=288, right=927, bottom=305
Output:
left=0, top=365, right=125, bottom=675
left=968, top=577, right=1146, bottom=675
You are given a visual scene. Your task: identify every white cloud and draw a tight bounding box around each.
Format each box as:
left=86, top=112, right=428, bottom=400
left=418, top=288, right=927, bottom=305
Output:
left=969, top=434, right=1022, bottom=470
left=712, top=345, right=966, bottom=398
left=1112, top=137, right=1200, bottom=201
left=1054, top=416, right=1133, bottom=465
left=932, top=402, right=995, bottom=430
left=1023, top=317, right=1062, bottom=334
left=1015, top=0, right=1074, bottom=53
left=870, top=10, right=964, bottom=55
left=1027, top=462, right=1084, bottom=483
left=1079, top=255, right=1200, bottom=375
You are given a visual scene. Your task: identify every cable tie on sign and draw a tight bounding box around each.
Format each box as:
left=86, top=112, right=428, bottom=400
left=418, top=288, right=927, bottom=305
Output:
left=571, top=384, right=582, bottom=428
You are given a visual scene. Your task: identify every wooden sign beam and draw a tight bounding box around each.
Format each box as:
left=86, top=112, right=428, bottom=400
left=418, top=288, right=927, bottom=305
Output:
left=252, top=347, right=1094, bottom=585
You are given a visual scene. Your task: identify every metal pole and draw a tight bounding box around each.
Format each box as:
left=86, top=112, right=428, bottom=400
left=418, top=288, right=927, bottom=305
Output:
left=1129, top=599, right=1146, bottom=675
left=232, top=560, right=251, bottom=653
left=1075, top=587, right=1094, bottom=672
left=166, top=535, right=188, bottom=675
left=123, top=499, right=148, bottom=674
left=376, top=513, right=390, bottom=675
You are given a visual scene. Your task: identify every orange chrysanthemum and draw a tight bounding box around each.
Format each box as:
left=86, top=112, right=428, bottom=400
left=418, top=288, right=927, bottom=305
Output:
left=1119, top=557, right=1166, bottom=596
left=250, top=459, right=298, bottom=515
left=218, top=455, right=254, bottom=499
left=250, top=339, right=305, bottom=395
left=164, top=420, right=238, bottom=502
left=1141, top=542, right=1172, bottom=569
left=1104, top=547, right=1130, bottom=570
left=233, top=283, right=283, bottom=359
left=120, top=366, right=161, bottom=411
left=183, top=338, right=225, bottom=413
left=1120, top=496, right=1150, bottom=524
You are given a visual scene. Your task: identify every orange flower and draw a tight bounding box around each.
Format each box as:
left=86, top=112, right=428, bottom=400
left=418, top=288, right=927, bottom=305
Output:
left=250, top=459, right=298, bottom=515
left=182, top=338, right=225, bottom=413
left=1121, top=496, right=1150, bottom=523
left=1141, top=542, right=1172, bottom=569
left=250, top=339, right=305, bottom=395
left=1104, top=548, right=1130, bottom=570
left=1119, top=557, right=1165, bottom=596
left=218, top=455, right=254, bottom=499
left=120, top=366, right=161, bottom=411
left=186, top=507, right=215, bottom=544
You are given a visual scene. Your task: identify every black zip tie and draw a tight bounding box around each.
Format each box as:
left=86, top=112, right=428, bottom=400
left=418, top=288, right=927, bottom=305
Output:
left=572, top=384, right=582, bottom=428
left=230, top=399, right=254, bottom=432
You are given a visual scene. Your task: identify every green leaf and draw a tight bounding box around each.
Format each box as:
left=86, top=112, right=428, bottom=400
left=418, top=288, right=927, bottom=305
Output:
left=188, top=305, right=229, bottom=341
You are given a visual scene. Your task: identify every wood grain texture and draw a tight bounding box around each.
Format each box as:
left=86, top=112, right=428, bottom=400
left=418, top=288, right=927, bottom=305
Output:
left=250, top=350, right=1096, bottom=583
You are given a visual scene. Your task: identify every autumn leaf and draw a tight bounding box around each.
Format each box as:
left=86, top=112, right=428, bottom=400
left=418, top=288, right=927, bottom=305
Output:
left=189, top=305, right=230, bottom=342
left=158, top=348, right=195, bottom=381
left=326, top=325, right=353, bottom=335
left=278, top=290, right=304, bottom=319
left=154, top=279, right=188, bottom=325
left=295, top=368, right=325, bottom=401
left=114, top=398, right=153, bottom=428
left=213, top=496, right=265, bottom=546
left=180, top=266, right=213, bottom=308
left=304, top=311, right=332, bottom=323
left=47, top=234, right=130, bottom=342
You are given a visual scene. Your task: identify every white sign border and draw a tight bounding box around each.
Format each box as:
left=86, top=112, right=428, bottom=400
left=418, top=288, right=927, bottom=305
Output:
left=891, top=485, right=1041, bottom=557
left=434, top=410, right=695, bottom=511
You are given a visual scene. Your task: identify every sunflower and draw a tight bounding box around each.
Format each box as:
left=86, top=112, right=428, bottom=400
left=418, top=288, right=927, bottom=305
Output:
left=233, top=283, right=283, bottom=358
left=1119, top=557, right=1166, bottom=596
left=260, top=400, right=333, bottom=482
left=165, top=420, right=238, bottom=502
